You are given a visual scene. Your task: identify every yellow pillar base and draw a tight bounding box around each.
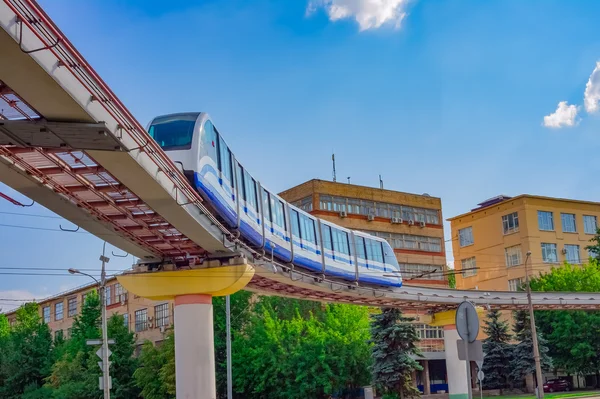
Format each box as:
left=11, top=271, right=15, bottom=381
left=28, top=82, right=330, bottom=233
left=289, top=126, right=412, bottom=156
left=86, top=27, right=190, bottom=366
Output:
left=116, top=264, right=255, bottom=300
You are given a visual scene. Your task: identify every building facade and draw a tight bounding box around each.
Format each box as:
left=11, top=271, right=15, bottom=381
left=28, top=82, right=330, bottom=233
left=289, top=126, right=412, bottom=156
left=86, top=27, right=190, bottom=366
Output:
left=449, top=194, right=599, bottom=292
left=279, top=179, right=449, bottom=394
left=5, top=277, right=173, bottom=349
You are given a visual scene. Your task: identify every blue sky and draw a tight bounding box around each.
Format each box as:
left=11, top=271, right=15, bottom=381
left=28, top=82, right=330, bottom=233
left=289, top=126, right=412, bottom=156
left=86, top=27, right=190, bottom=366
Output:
left=2, top=0, right=600, bottom=307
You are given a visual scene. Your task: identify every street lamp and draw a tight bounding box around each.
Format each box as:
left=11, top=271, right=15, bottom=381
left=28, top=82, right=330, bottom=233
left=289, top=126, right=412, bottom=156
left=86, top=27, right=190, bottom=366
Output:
left=68, top=242, right=111, bottom=399
left=524, top=251, right=544, bottom=399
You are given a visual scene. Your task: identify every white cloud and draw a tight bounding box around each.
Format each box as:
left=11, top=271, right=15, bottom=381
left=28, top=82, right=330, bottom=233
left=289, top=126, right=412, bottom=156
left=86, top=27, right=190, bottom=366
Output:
left=584, top=61, right=600, bottom=113
left=307, top=0, right=410, bottom=31
left=542, top=101, right=579, bottom=128
left=0, top=290, right=40, bottom=313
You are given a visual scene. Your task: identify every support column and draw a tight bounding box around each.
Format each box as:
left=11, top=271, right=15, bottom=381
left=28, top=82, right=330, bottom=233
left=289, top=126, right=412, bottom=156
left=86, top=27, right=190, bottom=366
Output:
left=443, top=325, right=469, bottom=399
left=174, top=294, right=216, bottom=399
left=423, top=359, right=431, bottom=395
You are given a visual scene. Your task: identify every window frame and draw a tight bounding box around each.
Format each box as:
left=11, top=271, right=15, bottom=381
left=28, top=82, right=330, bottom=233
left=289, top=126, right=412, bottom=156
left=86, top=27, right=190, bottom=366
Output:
left=561, top=213, right=577, bottom=233
left=461, top=257, right=477, bottom=277
left=584, top=215, right=597, bottom=235
left=538, top=211, right=554, bottom=231
left=458, top=227, right=474, bottom=247
left=43, top=306, right=50, bottom=323
left=55, top=302, right=63, bottom=321
left=135, top=309, right=148, bottom=332
left=541, top=243, right=558, bottom=263
left=155, top=303, right=170, bottom=327
left=504, top=245, right=522, bottom=267
left=67, top=297, right=77, bottom=317
left=502, top=212, right=519, bottom=235
left=564, top=244, right=581, bottom=264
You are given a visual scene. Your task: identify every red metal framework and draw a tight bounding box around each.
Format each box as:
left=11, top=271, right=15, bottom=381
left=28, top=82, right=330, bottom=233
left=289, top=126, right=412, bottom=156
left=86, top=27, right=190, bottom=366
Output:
left=0, top=85, right=205, bottom=260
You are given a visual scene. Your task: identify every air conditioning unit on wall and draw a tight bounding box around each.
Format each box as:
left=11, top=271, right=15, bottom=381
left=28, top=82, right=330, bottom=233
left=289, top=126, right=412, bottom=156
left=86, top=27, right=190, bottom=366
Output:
left=339, top=210, right=347, bottom=218
left=367, top=214, right=375, bottom=221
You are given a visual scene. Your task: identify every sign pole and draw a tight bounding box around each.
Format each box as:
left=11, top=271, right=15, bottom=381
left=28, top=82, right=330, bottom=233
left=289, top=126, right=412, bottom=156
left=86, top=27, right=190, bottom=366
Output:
left=465, top=313, right=472, bottom=399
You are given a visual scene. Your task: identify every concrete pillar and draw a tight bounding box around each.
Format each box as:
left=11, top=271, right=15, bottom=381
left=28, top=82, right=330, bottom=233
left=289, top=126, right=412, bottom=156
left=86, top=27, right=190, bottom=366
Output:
left=174, top=294, right=216, bottom=399
left=423, top=359, right=431, bottom=395
left=443, top=325, right=469, bottom=399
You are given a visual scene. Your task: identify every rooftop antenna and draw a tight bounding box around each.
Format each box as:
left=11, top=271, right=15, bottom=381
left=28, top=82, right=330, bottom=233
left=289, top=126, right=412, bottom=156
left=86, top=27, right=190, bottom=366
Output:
left=379, top=175, right=383, bottom=189
left=332, top=153, right=337, bottom=182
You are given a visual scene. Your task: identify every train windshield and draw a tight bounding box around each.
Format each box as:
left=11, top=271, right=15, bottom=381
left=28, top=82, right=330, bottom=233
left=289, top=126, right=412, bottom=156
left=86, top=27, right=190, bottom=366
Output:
left=148, top=113, right=198, bottom=150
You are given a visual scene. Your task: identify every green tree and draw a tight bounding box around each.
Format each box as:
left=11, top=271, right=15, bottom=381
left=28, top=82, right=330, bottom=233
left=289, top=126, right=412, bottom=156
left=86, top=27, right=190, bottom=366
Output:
left=47, top=292, right=139, bottom=399
left=0, top=302, right=53, bottom=399
left=233, top=298, right=372, bottom=399
left=447, top=272, right=456, bottom=289
left=481, top=309, right=513, bottom=390
left=530, top=261, right=600, bottom=378
left=586, top=228, right=600, bottom=261
left=509, top=310, right=552, bottom=387
left=134, top=332, right=176, bottom=399
left=0, top=313, right=9, bottom=338
left=370, top=308, right=422, bottom=399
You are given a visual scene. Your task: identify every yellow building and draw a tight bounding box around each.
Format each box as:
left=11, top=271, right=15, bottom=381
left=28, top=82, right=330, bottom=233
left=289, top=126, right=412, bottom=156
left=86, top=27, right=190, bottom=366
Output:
left=449, top=195, right=599, bottom=291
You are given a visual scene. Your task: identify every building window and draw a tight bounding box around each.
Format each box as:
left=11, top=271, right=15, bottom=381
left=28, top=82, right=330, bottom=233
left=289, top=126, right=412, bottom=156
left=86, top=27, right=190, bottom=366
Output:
left=461, top=257, right=477, bottom=277
left=538, top=211, right=554, bottom=231
left=361, top=230, right=442, bottom=253
left=584, top=215, right=597, bottom=235
left=54, top=329, right=63, bottom=340
left=292, top=196, right=313, bottom=212
left=415, top=323, right=444, bottom=339
left=561, top=213, right=577, bottom=233
left=68, top=297, right=77, bottom=317
left=564, top=244, right=581, bottom=264
left=508, top=278, right=525, bottom=291
left=505, top=245, right=522, bottom=267
left=399, top=263, right=444, bottom=280
left=115, top=283, right=127, bottom=303
left=135, top=309, right=148, bottom=332
left=589, top=248, right=598, bottom=259
left=43, top=306, right=50, bottom=323
left=105, top=285, right=112, bottom=306
left=502, top=212, right=519, bottom=235
left=155, top=303, right=170, bottom=327
left=123, top=313, right=129, bottom=331
left=317, top=195, right=440, bottom=224
left=541, top=243, right=558, bottom=263
left=459, top=227, right=474, bottom=247
left=55, top=302, right=63, bottom=321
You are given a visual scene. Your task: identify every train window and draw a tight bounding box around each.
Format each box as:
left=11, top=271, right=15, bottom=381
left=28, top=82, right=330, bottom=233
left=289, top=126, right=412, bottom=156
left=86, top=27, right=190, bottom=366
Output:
left=332, top=228, right=350, bottom=256
left=273, top=200, right=286, bottom=229
left=262, top=188, right=272, bottom=222
left=290, top=209, right=300, bottom=237
left=218, top=136, right=233, bottom=185
left=235, top=163, right=245, bottom=201
left=148, top=114, right=196, bottom=151
left=366, top=239, right=384, bottom=263
left=322, top=224, right=333, bottom=251
left=299, top=214, right=316, bottom=244
left=244, top=171, right=258, bottom=211
left=355, top=236, right=366, bottom=259
left=202, top=120, right=218, bottom=162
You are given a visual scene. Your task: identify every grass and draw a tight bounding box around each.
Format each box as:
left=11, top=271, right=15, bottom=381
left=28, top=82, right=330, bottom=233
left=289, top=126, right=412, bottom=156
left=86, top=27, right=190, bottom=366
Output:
left=498, top=391, right=600, bottom=399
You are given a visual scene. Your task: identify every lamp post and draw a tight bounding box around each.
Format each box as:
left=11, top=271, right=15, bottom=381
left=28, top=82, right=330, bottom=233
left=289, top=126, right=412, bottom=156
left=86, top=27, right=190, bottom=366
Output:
left=524, top=251, right=544, bottom=399
left=68, top=241, right=111, bottom=399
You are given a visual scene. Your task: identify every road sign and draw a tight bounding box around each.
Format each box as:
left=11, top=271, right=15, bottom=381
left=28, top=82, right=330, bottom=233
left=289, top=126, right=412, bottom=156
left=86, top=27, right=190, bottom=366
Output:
left=96, top=347, right=112, bottom=359
left=456, top=301, right=479, bottom=343
left=86, top=339, right=115, bottom=346
left=98, top=361, right=112, bottom=372
left=99, top=376, right=112, bottom=390
left=477, top=370, right=485, bottom=381
left=457, top=340, right=484, bottom=362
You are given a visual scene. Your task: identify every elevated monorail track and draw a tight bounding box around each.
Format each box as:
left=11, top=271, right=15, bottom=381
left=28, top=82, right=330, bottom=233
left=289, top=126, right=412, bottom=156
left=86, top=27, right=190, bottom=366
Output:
left=1, top=0, right=599, bottom=312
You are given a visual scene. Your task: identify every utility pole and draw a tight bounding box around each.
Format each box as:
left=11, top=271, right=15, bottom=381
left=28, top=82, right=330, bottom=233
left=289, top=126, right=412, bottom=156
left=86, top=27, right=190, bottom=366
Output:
left=69, top=241, right=111, bottom=399
left=100, top=242, right=111, bottom=399
left=226, top=295, right=232, bottom=399
left=524, top=251, right=544, bottom=399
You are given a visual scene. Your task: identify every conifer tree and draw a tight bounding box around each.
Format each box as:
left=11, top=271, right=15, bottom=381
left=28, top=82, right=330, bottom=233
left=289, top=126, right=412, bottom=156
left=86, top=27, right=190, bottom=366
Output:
left=370, top=308, right=422, bottom=399
left=481, top=309, right=513, bottom=390
left=509, top=310, right=552, bottom=387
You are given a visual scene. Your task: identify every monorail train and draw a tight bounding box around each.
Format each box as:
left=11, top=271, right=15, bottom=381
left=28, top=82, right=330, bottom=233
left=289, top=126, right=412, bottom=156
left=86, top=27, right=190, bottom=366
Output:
left=147, top=112, right=402, bottom=287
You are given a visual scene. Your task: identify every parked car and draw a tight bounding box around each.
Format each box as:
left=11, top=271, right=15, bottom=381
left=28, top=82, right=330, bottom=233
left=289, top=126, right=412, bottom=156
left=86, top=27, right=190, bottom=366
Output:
left=543, top=379, right=571, bottom=393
